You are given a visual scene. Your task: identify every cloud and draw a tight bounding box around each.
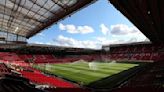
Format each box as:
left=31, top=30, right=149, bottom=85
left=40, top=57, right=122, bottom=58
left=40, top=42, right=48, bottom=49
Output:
left=32, top=41, right=44, bottom=44
left=127, top=37, right=137, bottom=42
left=29, top=23, right=149, bottom=49
left=144, top=38, right=150, bottom=41
left=29, top=35, right=149, bottom=49
left=37, top=33, right=45, bottom=37
left=53, top=35, right=100, bottom=49
left=59, top=23, right=66, bottom=30
left=95, top=36, right=148, bottom=46
left=59, top=23, right=94, bottom=34
left=100, top=24, right=109, bottom=35
left=110, top=24, right=139, bottom=35
left=95, top=36, right=126, bottom=45
left=53, top=35, right=122, bottom=49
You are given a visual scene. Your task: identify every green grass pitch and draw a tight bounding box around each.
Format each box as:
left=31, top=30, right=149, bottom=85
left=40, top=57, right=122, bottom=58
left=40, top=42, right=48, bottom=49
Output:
left=33, top=61, right=140, bottom=85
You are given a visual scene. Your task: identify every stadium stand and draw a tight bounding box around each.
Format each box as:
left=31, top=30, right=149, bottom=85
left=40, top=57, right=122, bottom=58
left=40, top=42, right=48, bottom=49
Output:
left=0, top=63, right=11, bottom=75
left=112, top=61, right=164, bottom=92
left=0, top=75, right=44, bottom=92
left=0, top=63, right=44, bottom=92
left=102, top=43, right=164, bottom=61
left=0, top=43, right=164, bottom=92
left=19, top=55, right=33, bottom=60
left=20, top=71, right=77, bottom=88
left=0, top=51, right=81, bottom=88
left=0, top=52, right=22, bottom=61
left=0, top=50, right=100, bottom=64
left=44, top=88, right=91, bottom=92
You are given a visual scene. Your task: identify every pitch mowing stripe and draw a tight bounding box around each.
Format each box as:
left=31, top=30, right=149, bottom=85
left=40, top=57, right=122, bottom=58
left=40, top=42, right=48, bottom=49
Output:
left=52, top=63, right=135, bottom=71
left=48, top=65, right=110, bottom=77
left=56, top=63, right=87, bottom=67
left=97, top=64, right=138, bottom=70
left=34, top=65, right=97, bottom=84
left=47, top=62, right=138, bottom=76
left=97, top=63, right=138, bottom=68
left=54, top=63, right=133, bottom=71
left=51, top=69, right=100, bottom=81
left=38, top=63, right=138, bottom=77
left=53, top=62, right=138, bottom=68
left=34, top=62, right=139, bottom=85
left=53, top=64, right=136, bottom=78
left=56, top=62, right=138, bottom=69
left=54, top=63, right=129, bottom=69
left=53, top=64, right=125, bottom=75
left=53, top=63, right=137, bottom=72
left=43, top=65, right=131, bottom=85
left=51, top=63, right=126, bottom=74
left=50, top=70, right=96, bottom=84
left=44, top=63, right=136, bottom=81
left=47, top=65, right=105, bottom=78
left=44, top=66, right=105, bottom=84
left=55, top=65, right=121, bottom=76
left=46, top=65, right=118, bottom=83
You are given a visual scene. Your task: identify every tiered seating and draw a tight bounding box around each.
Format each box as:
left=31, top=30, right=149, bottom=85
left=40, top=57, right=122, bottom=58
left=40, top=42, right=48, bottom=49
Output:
left=34, top=55, right=72, bottom=63
left=34, top=54, right=80, bottom=63
left=34, top=55, right=46, bottom=63
left=143, top=47, right=153, bottom=53
left=79, top=55, right=92, bottom=61
left=0, top=63, right=11, bottom=75
left=62, top=57, right=79, bottom=63
left=19, top=54, right=97, bottom=64
left=19, top=54, right=33, bottom=60
left=0, top=52, right=22, bottom=61
left=112, top=62, right=164, bottom=92
left=0, top=74, right=44, bottom=92
left=131, top=53, right=141, bottom=60
left=125, top=62, right=164, bottom=87
left=150, top=53, right=159, bottom=60
left=20, top=71, right=77, bottom=88
left=106, top=43, right=164, bottom=61
left=44, top=55, right=55, bottom=59
left=96, top=54, right=102, bottom=60
left=110, top=54, right=117, bottom=60
left=142, top=53, right=152, bottom=60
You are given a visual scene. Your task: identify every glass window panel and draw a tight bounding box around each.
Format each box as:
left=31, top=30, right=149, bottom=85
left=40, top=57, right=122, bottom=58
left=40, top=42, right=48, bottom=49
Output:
left=37, top=0, right=48, bottom=6
left=51, top=4, right=63, bottom=13
left=44, top=12, right=53, bottom=17
left=33, top=4, right=40, bottom=12
left=24, top=0, right=34, bottom=10
left=6, top=0, right=14, bottom=8
left=38, top=8, right=47, bottom=15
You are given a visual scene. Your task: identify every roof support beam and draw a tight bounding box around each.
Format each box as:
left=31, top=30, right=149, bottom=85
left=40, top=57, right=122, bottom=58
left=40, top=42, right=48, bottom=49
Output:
left=0, top=0, right=97, bottom=38
left=109, top=0, right=164, bottom=42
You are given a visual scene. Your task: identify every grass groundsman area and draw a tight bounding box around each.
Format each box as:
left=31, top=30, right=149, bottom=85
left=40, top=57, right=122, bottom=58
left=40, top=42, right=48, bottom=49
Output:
left=33, top=61, right=145, bottom=88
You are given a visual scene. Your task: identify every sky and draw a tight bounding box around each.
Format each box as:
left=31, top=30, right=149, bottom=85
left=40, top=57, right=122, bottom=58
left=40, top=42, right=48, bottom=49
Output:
left=28, top=0, right=149, bottom=49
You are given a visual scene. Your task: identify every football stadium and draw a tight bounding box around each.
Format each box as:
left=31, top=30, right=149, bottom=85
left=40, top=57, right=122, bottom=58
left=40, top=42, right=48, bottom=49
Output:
left=0, top=0, right=164, bottom=92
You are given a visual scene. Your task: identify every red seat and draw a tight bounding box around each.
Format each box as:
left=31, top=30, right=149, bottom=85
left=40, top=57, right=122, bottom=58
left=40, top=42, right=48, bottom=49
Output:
left=20, top=71, right=77, bottom=88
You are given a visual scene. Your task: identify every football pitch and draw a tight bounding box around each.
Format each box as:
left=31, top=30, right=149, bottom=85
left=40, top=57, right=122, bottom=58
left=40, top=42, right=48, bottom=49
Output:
left=33, top=61, right=142, bottom=86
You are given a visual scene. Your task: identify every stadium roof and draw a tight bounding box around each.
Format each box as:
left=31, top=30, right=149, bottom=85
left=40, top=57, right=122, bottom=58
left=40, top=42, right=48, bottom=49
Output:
left=0, top=0, right=96, bottom=38
left=109, top=0, right=164, bottom=43
left=102, top=41, right=151, bottom=48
